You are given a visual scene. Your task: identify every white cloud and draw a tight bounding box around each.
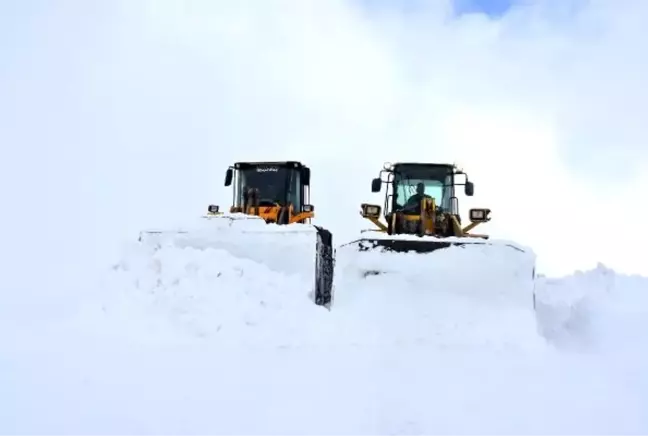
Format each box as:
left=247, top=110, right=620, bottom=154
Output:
left=1, top=0, right=646, bottom=282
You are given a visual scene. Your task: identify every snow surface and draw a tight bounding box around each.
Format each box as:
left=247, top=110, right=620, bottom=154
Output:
left=2, top=217, right=648, bottom=434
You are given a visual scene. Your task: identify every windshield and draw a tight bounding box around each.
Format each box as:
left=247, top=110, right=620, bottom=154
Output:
left=236, top=166, right=302, bottom=209
left=392, top=165, right=454, bottom=211
left=394, top=178, right=443, bottom=208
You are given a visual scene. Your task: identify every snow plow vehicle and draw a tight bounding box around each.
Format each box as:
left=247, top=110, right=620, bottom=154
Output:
left=345, top=162, right=490, bottom=251
left=344, top=161, right=524, bottom=252
left=336, top=162, right=536, bottom=304
left=205, top=161, right=317, bottom=225
left=138, top=160, right=334, bottom=307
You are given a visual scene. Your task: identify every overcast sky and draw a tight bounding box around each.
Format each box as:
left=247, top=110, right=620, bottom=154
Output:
left=1, top=0, right=647, bottom=285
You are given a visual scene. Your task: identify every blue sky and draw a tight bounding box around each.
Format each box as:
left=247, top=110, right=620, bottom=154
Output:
left=361, top=0, right=515, bottom=17
left=452, top=0, right=514, bottom=16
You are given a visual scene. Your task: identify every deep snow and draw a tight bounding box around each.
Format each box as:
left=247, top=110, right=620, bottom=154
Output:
left=2, top=217, right=648, bottom=434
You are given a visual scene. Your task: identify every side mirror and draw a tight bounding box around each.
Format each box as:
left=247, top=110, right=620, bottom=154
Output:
left=371, top=178, right=382, bottom=193
left=302, top=167, right=311, bottom=185
left=302, top=204, right=314, bottom=212
left=465, top=181, right=474, bottom=196
left=224, top=168, right=233, bottom=186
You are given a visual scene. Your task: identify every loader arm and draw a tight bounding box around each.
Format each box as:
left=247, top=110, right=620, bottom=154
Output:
left=289, top=211, right=315, bottom=224
left=360, top=203, right=388, bottom=232
left=366, top=216, right=388, bottom=232
left=461, top=221, right=482, bottom=234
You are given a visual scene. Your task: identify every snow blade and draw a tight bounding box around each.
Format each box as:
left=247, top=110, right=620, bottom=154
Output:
left=335, top=234, right=537, bottom=310
left=339, top=234, right=532, bottom=281
left=345, top=236, right=526, bottom=254
left=314, top=226, right=334, bottom=307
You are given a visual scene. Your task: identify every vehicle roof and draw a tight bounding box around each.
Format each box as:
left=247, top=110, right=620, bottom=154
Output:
left=392, top=162, right=455, bottom=168
left=233, top=161, right=306, bottom=169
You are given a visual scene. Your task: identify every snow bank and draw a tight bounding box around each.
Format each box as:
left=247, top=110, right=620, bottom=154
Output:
left=3, top=219, right=648, bottom=434
left=331, top=238, right=543, bottom=352
left=99, top=225, right=544, bottom=353
left=337, top=237, right=535, bottom=307
left=88, top=215, right=329, bottom=347
left=535, top=263, right=648, bottom=355
left=98, top=240, right=330, bottom=347
left=138, top=213, right=318, bottom=279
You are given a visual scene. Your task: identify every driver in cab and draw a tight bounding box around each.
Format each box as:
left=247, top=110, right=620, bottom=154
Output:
left=403, top=182, right=433, bottom=212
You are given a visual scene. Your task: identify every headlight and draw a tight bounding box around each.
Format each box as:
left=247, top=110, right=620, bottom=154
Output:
left=361, top=203, right=381, bottom=217
left=207, top=204, right=219, bottom=214
left=303, top=204, right=314, bottom=212
left=469, top=208, right=490, bottom=222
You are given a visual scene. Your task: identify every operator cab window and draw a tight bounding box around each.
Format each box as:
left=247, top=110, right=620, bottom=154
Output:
left=236, top=166, right=302, bottom=210
left=394, top=178, right=443, bottom=209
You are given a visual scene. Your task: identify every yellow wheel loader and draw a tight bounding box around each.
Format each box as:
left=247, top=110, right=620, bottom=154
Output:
left=205, top=161, right=316, bottom=225
left=319, top=161, right=537, bottom=330
left=342, top=161, right=529, bottom=257
left=335, top=161, right=535, bottom=308
left=139, top=160, right=334, bottom=307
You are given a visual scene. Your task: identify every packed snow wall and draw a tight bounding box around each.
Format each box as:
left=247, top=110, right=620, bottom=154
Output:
left=138, top=214, right=334, bottom=305
left=104, top=221, right=544, bottom=351
left=330, top=236, right=544, bottom=351
left=138, top=215, right=320, bottom=278
left=108, top=218, right=648, bottom=356
left=534, top=263, right=648, bottom=354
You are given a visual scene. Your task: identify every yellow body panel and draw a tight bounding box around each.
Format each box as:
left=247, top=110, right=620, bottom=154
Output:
left=230, top=205, right=313, bottom=224
left=361, top=197, right=488, bottom=238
